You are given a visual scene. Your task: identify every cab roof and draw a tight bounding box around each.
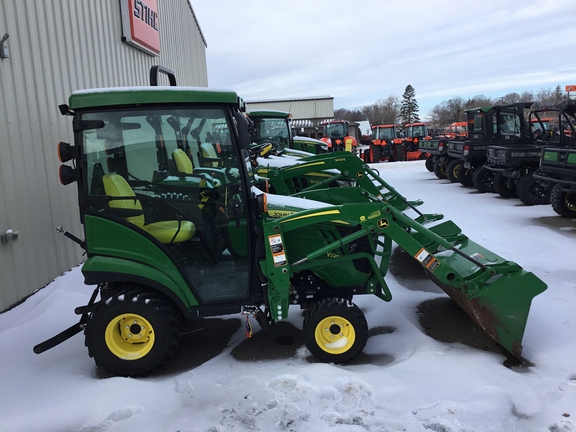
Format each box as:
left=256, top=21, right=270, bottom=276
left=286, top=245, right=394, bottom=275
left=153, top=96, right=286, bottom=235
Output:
left=68, top=86, right=241, bottom=110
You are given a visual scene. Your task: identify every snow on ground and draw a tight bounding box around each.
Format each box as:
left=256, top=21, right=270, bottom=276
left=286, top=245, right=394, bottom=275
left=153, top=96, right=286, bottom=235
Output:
left=1, top=160, right=575, bottom=432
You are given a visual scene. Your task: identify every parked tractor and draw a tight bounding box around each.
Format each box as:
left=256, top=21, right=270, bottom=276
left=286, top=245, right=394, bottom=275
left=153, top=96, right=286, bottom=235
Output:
left=402, top=122, right=431, bottom=161
left=248, top=109, right=328, bottom=156
left=320, top=119, right=358, bottom=154
left=533, top=101, right=576, bottom=216
left=35, top=66, right=547, bottom=377
left=367, top=124, right=403, bottom=163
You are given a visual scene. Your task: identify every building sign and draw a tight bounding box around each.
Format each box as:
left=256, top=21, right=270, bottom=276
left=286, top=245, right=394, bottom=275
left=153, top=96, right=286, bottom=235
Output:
left=120, top=0, right=161, bottom=56
left=566, top=85, right=576, bottom=92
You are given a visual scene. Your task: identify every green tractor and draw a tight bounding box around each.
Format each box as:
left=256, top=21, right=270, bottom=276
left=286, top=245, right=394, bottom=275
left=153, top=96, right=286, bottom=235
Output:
left=35, top=66, right=547, bottom=377
left=533, top=101, right=576, bottom=216
left=247, top=109, right=328, bottom=156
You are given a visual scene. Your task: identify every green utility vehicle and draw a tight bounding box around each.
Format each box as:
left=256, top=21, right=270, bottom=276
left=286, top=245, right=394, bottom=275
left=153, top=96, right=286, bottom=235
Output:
left=533, top=101, right=576, bottom=216
left=35, top=67, right=547, bottom=377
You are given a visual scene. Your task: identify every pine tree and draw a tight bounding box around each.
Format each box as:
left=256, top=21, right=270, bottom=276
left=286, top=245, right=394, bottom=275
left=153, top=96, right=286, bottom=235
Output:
left=400, top=85, right=420, bottom=125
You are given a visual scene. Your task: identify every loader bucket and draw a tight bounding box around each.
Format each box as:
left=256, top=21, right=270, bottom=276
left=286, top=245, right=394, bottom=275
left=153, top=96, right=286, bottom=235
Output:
left=428, top=265, right=545, bottom=359
left=389, top=210, right=547, bottom=359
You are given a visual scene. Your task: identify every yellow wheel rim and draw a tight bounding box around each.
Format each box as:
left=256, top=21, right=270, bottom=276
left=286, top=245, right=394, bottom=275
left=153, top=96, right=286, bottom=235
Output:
left=105, top=313, right=155, bottom=360
left=566, top=193, right=576, bottom=211
left=314, top=315, right=356, bottom=355
left=453, top=164, right=459, bottom=177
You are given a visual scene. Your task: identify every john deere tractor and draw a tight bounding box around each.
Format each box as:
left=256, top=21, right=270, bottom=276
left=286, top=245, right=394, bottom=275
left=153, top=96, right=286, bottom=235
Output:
left=34, top=67, right=547, bottom=377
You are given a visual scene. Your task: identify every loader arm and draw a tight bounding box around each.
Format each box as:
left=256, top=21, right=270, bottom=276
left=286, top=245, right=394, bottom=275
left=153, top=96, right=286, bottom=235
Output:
left=260, top=152, right=442, bottom=223
left=260, top=200, right=546, bottom=360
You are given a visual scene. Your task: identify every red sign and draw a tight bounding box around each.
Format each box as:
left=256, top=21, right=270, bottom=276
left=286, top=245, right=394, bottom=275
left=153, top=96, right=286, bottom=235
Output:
left=120, top=0, right=161, bottom=56
left=566, top=85, right=576, bottom=92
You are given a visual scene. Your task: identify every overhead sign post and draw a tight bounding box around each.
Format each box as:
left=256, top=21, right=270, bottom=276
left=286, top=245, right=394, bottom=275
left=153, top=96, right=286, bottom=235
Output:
left=120, top=0, right=161, bottom=56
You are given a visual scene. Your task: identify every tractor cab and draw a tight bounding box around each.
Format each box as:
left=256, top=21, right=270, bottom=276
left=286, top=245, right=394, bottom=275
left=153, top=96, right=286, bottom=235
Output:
left=321, top=120, right=357, bottom=153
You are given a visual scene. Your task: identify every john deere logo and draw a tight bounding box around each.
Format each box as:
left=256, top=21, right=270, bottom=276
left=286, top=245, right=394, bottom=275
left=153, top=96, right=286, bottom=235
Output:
left=357, top=171, right=364, bottom=178
left=377, top=218, right=389, bottom=229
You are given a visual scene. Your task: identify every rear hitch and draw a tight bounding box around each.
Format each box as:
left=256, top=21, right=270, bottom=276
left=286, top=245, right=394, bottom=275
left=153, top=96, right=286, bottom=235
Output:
left=33, top=285, right=100, bottom=354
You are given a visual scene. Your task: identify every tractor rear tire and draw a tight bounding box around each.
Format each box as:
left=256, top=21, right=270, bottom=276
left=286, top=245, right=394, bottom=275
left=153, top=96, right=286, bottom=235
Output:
left=425, top=156, right=434, bottom=172
left=550, top=184, right=576, bottom=217
left=85, top=284, right=182, bottom=377
left=446, top=159, right=462, bottom=183
left=517, top=173, right=551, bottom=205
left=472, top=166, right=495, bottom=193
left=433, top=157, right=449, bottom=179
left=303, top=297, right=368, bottom=364
left=371, top=145, right=382, bottom=163
left=394, top=145, right=405, bottom=162
left=493, top=173, right=518, bottom=198
left=457, top=164, right=474, bottom=187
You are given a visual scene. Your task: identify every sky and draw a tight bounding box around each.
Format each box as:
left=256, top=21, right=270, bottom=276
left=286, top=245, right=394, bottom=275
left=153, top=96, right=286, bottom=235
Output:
left=190, top=0, right=576, bottom=118
left=1, top=160, right=575, bottom=431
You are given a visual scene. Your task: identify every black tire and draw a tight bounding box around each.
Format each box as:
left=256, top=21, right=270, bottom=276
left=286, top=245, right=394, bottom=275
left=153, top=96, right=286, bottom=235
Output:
left=425, top=156, right=434, bottom=172
left=550, top=184, right=576, bottom=217
left=446, top=159, right=462, bottom=183
left=493, top=173, right=518, bottom=198
left=433, top=156, right=449, bottom=179
left=85, top=285, right=182, bottom=377
left=303, top=297, right=368, bottom=363
left=516, top=173, right=552, bottom=205
left=472, top=166, right=495, bottom=193
left=457, top=164, right=474, bottom=187
left=394, top=144, right=405, bottom=161
left=371, top=145, right=382, bottom=163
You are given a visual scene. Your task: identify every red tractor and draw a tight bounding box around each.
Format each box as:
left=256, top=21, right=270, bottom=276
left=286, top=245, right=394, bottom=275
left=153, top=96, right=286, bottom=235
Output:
left=320, top=120, right=358, bottom=154
left=368, top=124, right=403, bottom=163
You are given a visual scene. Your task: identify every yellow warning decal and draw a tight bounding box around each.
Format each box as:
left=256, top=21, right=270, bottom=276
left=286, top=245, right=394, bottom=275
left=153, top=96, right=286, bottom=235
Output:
left=268, top=234, right=287, bottom=267
left=415, top=248, right=440, bottom=272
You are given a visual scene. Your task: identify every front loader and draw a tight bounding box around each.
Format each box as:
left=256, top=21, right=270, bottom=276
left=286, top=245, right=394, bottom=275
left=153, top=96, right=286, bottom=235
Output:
left=34, top=66, right=547, bottom=377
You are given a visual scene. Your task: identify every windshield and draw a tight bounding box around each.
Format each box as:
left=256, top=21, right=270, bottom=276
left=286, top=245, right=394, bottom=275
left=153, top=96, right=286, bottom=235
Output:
left=252, top=118, right=291, bottom=150
left=82, top=107, right=242, bottom=195
left=408, top=125, right=428, bottom=137
left=497, top=112, right=521, bottom=135
left=374, top=126, right=396, bottom=140
left=324, top=123, right=347, bottom=139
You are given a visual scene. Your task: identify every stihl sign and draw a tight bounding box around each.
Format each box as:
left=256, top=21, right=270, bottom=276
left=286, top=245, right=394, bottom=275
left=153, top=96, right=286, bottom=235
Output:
left=120, top=0, right=161, bottom=56
left=566, top=85, right=576, bottom=92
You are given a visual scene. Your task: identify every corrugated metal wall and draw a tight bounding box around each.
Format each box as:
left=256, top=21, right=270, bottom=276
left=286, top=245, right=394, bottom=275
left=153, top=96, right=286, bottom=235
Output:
left=246, top=98, right=334, bottom=120
left=0, top=0, right=208, bottom=311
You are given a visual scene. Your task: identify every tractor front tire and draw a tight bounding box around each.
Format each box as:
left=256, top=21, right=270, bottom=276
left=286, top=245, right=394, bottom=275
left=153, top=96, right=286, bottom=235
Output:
left=85, top=285, right=182, bottom=377
left=550, top=184, right=576, bottom=217
left=303, top=298, right=368, bottom=364
left=517, top=173, right=551, bottom=205
left=493, top=173, right=518, bottom=198
left=371, top=145, right=382, bottom=163
left=446, top=159, right=462, bottom=183
left=472, top=166, right=495, bottom=193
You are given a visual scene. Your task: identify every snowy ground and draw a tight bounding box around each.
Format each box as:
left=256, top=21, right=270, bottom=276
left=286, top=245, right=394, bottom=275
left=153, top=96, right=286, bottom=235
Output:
left=1, top=160, right=575, bottom=432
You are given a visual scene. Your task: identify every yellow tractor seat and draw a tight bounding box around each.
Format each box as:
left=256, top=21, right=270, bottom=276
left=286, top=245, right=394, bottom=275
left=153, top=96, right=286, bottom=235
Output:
left=102, top=173, right=195, bottom=244
left=172, top=149, right=222, bottom=187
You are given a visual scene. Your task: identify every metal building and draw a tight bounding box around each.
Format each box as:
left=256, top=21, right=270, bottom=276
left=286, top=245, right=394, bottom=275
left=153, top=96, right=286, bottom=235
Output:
left=0, top=0, right=208, bottom=311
